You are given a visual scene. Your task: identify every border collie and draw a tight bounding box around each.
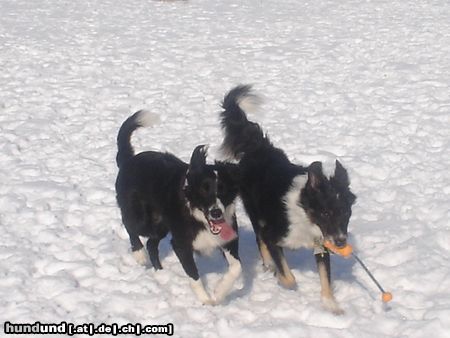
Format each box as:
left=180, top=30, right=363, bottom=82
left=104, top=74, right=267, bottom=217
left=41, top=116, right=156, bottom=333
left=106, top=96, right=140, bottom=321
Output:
left=115, top=110, right=241, bottom=305
left=219, top=85, right=356, bottom=314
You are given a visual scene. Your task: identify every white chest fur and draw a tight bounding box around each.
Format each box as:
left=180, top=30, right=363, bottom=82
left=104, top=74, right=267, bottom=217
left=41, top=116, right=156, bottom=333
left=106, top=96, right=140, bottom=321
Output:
left=193, top=230, right=227, bottom=256
left=280, top=175, right=323, bottom=249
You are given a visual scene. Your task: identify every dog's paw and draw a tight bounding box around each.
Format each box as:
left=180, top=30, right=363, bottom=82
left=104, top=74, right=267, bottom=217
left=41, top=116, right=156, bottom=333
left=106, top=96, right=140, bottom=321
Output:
left=212, top=287, right=231, bottom=305
left=212, top=291, right=224, bottom=305
left=277, top=272, right=297, bottom=290
left=190, top=278, right=215, bottom=306
left=322, top=297, right=345, bottom=315
left=262, top=262, right=276, bottom=273
left=202, top=298, right=217, bottom=306
left=132, top=248, right=149, bottom=266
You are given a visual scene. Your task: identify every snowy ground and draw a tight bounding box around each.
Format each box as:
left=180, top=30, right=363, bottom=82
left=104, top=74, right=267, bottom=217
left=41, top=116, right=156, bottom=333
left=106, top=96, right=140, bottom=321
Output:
left=1, top=0, right=449, bottom=337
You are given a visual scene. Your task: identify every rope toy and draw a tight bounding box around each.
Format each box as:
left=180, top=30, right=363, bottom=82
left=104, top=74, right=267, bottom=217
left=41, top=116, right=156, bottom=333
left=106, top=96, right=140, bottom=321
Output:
left=323, top=240, right=393, bottom=303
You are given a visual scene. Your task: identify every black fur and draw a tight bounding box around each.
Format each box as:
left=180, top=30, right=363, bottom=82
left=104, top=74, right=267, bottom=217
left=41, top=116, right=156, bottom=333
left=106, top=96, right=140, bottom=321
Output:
left=220, top=85, right=356, bottom=312
left=115, top=111, right=240, bottom=302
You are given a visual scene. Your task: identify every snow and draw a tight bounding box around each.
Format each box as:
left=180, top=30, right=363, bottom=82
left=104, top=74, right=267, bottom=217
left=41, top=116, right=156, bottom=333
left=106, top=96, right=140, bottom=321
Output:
left=1, top=0, right=449, bottom=337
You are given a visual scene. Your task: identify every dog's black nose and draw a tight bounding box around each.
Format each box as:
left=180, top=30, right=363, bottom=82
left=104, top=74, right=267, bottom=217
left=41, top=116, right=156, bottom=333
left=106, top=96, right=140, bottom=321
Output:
left=209, top=208, right=223, bottom=219
left=334, top=238, right=347, bottom=248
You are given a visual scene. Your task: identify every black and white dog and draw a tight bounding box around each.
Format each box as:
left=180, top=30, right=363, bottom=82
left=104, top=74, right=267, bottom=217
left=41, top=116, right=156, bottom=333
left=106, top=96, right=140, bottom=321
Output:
left=220, top=85, right=356, bottom=314
left=115, top=110, right=241, bottom=305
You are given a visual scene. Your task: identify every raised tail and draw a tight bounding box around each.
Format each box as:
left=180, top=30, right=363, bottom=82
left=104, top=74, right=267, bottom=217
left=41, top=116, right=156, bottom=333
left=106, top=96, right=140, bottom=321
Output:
left=220, top=85, right=267, bottom=159
left=116, top=110, right=159, bottom=168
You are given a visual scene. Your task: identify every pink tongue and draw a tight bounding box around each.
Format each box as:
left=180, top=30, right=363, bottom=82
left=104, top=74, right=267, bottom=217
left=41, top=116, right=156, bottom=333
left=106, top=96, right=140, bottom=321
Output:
left=210, top=221, right=237, bottom=241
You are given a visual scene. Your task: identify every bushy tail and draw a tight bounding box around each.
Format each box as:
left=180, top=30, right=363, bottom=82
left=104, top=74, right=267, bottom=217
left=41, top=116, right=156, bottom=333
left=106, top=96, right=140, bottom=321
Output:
left=220, top=85, right=267, bottom=159
left=116, top=110, right=158, bottom=168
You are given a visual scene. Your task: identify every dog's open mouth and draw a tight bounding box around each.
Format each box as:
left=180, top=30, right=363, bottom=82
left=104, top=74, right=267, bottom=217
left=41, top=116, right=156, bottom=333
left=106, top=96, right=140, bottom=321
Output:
left=209, top=218, right=224, bottom=235
left=207, top=218, right=237, bottom=242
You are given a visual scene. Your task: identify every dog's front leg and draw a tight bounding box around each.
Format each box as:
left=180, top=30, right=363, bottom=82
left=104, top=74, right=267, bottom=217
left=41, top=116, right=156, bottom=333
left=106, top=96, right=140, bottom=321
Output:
left=172, top=241, right=214, bottom=305
left=315, top=251, right=344, bottom=315
left=214, top=241, right=242, bottom=304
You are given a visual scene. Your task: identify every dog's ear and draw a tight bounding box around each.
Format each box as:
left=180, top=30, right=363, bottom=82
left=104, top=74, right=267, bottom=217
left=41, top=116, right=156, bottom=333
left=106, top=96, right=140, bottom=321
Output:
left=331, top=160, right=357, bottom=204
left=189, top=145, right=208, bottom=172
left=332, top=160, right=350, bottom=188
left=306, top=161, right=326, bottom=190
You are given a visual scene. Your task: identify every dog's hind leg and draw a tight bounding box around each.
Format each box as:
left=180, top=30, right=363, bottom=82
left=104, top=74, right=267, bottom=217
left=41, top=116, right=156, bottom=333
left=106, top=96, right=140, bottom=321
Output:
left=146, top=237, right=163, bottom=270
left=265, top=240, right=297, bottom=289
left=120, top=193, right=150, bottom=266
left=315, top=251, right=343, bottom=315
left=245, top=208, right=274, bottom=271
left=129, top=234, right=149, bottom=266
left=123, top=217, right=148, bottom=266
left=146, top=226, right=168, bottom=270
left=171, top=239, right=213, bottom=305
left=214, top=240, right=242, bottom=304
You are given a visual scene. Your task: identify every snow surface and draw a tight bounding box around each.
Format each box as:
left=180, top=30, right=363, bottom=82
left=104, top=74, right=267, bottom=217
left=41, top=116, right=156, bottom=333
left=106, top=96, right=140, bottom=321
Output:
left=1, top=0, right=449, bottom=337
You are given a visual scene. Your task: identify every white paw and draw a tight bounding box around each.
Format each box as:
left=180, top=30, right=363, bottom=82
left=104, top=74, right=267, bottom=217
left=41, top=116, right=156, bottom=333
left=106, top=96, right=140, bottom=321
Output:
left=190, top=278, right=214, bottom=305
left=322, top=296, right=345, bottom=315
left=213, top=288, right=229, bottom=305
left=202, top=298, right=217, bottom=306
left=132, top=248, right=149, bottom=266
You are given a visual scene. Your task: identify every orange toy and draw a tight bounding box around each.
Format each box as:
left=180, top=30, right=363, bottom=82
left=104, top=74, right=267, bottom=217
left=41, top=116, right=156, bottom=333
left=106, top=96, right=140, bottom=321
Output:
left=323, top=240, right=393, bottom=303
left=382, top=292, right=393, bottom=303
left=323, top=240, right=353, bottom=258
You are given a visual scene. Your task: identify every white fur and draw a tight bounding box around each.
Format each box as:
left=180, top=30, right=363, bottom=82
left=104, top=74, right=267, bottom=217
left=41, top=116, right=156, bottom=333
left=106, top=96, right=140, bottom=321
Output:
left=132, top=247, right=149, bottom=266
left=190, top=206, right=209, bottom=225
left=193, top=228, right=228, bottom=256
left=280, top=175, right=323, bottom=249
left=321, top=159, right=337, bottom=179
left=213, top=250, right=242, bottom=303
left=136, top=110, right=160, bottom=127
left=313, top=245, right=326, bottom=255
left=190, top=278, right=213, bottom=305
left=224, top=203, right=236, bottom=225
left=237, top=93, right=263, bottom=114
